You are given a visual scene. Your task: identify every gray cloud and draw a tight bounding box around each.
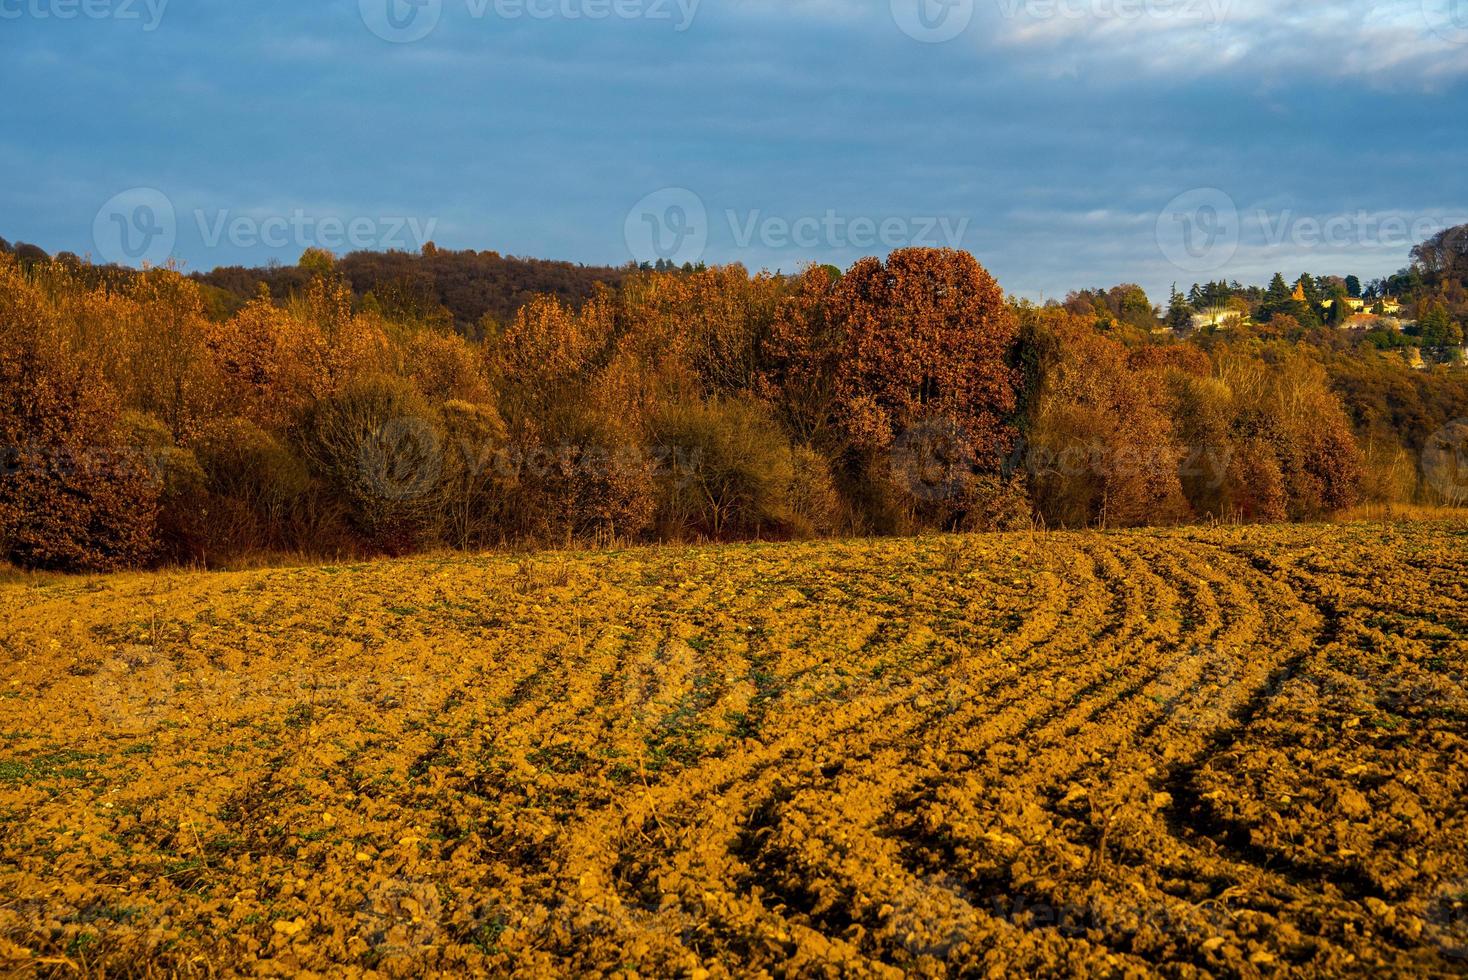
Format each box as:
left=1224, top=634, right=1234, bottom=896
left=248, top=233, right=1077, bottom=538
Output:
left=0, top=0, right=1463, bottom=305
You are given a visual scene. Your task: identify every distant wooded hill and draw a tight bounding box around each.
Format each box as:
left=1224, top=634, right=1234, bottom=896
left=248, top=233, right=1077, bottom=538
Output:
left=193, top=246, right=629, bottom=338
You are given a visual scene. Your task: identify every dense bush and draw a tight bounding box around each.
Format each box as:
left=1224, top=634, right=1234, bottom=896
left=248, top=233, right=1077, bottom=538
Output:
left=439, top=400, right=509, bottom=549
left=1213, top=345, right=1362, bottom=520
left=785, top=445, right=844, bottom=538
left=119, top=411, right=209, bottom=563
left=193, top=417, right=316, bottom=559
left=650, top=398, right=797, bottom=540
left=300, top=375, right=444, bottom=553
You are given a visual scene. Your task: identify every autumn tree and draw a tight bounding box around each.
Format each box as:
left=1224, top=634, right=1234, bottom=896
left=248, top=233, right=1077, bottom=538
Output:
left=0, top=254, right=159, bottom=570
left=114, top=268, right=222, bottom=443
left=403, top=328, right=495, bottom=406
left=650, top=397, right=797, bottom=539
left=614, top=265, right=782, bottom=400
left=1024, top=310, right=1191, bottom=528
left=765, top=250, right=1023, bottom=529
left=439, top=400, right=508, bottom=549
left=1411, top=223, right=1468, bottom=287
left=762, top=264, right=844, bottom=448
left=205, top=285, right=317, bottom=429
left=1212, top=343, right=1362, bottom=519
left=192, top=416, right=313, bottom=557
left=300, top=375, right=444, bottom=553
left=829, top=249, right=1023, bottom=528
left=299, top=247, right=336, bottom=277
left=490, top=291, right=654, bottom=544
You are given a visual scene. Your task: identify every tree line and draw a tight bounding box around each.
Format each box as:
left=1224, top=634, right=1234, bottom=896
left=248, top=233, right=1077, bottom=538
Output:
left=1147, top=224, right=1468, bottom=363
left=1, top=239, right=1466, bottom=572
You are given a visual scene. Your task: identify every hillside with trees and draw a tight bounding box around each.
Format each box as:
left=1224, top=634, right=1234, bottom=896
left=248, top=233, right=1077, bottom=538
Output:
left=1, top=230, right=1466, bottom=571
left=193, top=245, right=631, bottom=338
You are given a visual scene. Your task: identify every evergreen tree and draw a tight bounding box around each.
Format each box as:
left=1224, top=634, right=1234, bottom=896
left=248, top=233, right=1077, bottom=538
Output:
left=1297, top=273, right=1321, bottom=306
left=1260, top=273, right=1296, bottom=320
left=1420, top=301, right=1463, bottom=352
left=1166, top=284, right=1193, bottom=333
left=1408, top=267, right=1426, bottom=296
left=1292, top=274, right=1324, bottom=327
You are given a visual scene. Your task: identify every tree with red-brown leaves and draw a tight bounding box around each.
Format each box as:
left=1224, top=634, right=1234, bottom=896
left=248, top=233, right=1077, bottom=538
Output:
left=1025, top=310, right=1192, bottom=529
left=766, top=249, right=1024, bottom=530
left=761, top=264, right=844, bottom=448
left=0, top=255, right=159, bottom=571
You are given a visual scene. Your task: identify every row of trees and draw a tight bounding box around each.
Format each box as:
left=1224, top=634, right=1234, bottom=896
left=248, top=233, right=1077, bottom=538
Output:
left=0, top=249, right=1021, bottom=569
left=195, top=245, right=629, bottom=339
left=1156, top=224, right=1468, bottom=365
left=1, top=243, right=1463, bottom=572
left=1019, top=306, right=1365, bottom=527
left=1171, top=273, right=1403, bottom=329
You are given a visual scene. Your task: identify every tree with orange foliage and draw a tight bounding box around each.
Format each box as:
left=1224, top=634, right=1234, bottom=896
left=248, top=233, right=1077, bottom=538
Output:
left=613, top=265, right=782, bottom=399
left=1024, top=308, right=1192, bottom=528
left=1232, top=344, right=1362, bottom=518
left=290, top=273, right=390, bottom=398
left=403, top=328, right=495, bottom=406
left=768, top=249, right=1022, bottom=529
left=494, top=292, right=611, bottom=398
left=491, top=291, right=654, bottom=544
left=762, top=264, right=844, bottom=447
left=832, top=249, right=1019, bottom=462
left=112, top=268, right=223, bottom=443
left=0, top=255, right=158, bottom=570
left=205, top=285, right=316, bottom=430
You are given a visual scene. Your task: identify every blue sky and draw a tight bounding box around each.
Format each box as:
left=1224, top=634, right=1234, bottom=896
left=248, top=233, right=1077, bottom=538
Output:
left=3, top=0, right=1467, bottom=303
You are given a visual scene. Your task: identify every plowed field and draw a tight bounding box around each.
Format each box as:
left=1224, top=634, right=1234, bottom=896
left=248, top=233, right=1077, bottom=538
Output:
left=2, top=522, right=1466, bottom=977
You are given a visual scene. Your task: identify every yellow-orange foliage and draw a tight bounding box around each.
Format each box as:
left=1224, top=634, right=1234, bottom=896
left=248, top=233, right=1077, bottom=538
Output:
left=0, top=255, right=159, bottom=570
left=206, top=288, right=320, bottom=430
left=1029, top=311, right=1191, bottom=528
